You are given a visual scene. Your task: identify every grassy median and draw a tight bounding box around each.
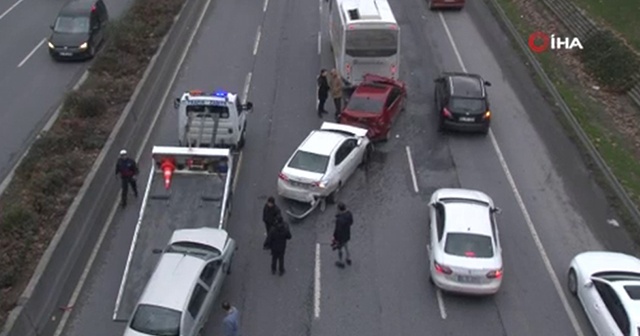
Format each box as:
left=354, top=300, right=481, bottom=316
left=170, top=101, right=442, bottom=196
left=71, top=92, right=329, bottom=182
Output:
left=488, top=0, right=640, bottom=242
left=0, top=0, right=186, bottom=327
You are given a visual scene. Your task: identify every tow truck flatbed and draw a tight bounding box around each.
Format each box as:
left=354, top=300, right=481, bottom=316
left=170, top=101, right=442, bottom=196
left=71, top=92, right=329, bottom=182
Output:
left=113, top=146, right=234, bottom=321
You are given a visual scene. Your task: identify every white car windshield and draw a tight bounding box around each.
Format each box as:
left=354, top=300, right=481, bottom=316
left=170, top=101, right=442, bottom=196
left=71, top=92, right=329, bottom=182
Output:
left=444, top=233, right=494, bottom=258
left=165, top=241, right=221, bottom=260
left=130, top=304, right=180, bottom=336
left=288, top=150, right=329, bottom=174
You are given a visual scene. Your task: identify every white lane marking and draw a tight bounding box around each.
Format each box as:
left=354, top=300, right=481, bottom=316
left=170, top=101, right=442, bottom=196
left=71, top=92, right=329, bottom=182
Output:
left=319, top=0, right=322, bottom=15
left=436, top=289, right=447, bottom=319
left=0, top=0, right=26, bottom=20
left=263, top=0, right=269, bottom=12
left=232, top=151, right=243, bottom=192
left=53, top=200, right=120, bottom=336
left=405, top=146, right=419, bottom=193
left=242, top=72, right=252, bottom=105
left=18, top=38, right=46, bottom=68
left=318, top=33, right=321, bottom=55
left=253, top=26, right=261, bottom=56
left=314, top=243, right=321, bottom=319
left=438, top=12, right=585, bottom=336
left=113, top=0, right=214, bottom=320
left=607, top=218, right=619, bottom=227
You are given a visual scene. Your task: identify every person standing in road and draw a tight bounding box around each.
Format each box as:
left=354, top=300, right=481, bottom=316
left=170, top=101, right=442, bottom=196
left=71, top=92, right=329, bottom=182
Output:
left=263, top=196, right=282, bottom=235
left=115, top=149, right=139, bottom=208
left=317, top=69, right=330, bottom=117
left=266, top=216, right=292, bottom=275
left=221, top=301, right=239, bottom=336
left=329, top=68, right=344, bottom=120
left=333, top=202, right=353, bottom=268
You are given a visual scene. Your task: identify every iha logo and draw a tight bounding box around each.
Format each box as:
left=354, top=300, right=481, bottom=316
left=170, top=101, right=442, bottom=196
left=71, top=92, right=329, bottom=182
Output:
left=528, top=31, right=584, bottom=53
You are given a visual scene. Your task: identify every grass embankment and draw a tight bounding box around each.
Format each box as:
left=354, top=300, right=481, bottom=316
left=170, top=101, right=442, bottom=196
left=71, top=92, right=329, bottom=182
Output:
left=570, top=0, right=640, bottom=52
left=490, top=0, right=640, bottom=241
left=0, top=0, right=186, bottom=327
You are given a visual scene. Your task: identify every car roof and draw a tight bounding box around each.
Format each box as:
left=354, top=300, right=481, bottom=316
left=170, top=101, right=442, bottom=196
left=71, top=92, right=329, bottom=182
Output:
left=443, top=201, right=493, bottom=236
left=298, top=130, right=347, bottom=156
left=137, top=253, right=204, bottom=312
left=60, top=0, right=97, bottom=15
left=443, top=73, right=485, bottom=98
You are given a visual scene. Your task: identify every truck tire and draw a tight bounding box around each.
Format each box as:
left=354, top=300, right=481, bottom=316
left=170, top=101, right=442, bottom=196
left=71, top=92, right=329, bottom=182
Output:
left=237, top=122, right=247, bottom=150
left=326, top=181, right=342, bottom=204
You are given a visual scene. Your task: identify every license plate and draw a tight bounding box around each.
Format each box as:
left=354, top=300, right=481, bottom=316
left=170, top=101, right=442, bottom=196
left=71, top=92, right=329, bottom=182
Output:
left=459, top=117, right=475, bottom=122
left=290, top=180, right=310, bottom=188
left=59, top=52, right=73, bottom=56
left=457, top=275, right=481, bottom=283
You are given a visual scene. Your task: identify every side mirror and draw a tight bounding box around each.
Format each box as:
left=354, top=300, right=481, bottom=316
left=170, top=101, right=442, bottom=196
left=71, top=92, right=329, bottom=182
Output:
left=491, top=207, right=502, bottom=214
left=152, top=248, right=163, bottom=254
left=242, top=102, right=253, bottom=111
left=584, top=280, right=593, bottom=288
left=484, top=81, right=492, bottom=87
left=356, top=138, right=363, bottom=146
left=173, top=98, right=180, bottom=109
left=429, top=202, right=436, bottom=208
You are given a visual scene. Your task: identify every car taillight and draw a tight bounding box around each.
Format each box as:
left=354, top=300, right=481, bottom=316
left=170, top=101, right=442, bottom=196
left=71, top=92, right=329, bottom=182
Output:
left=434, top=261, right=452, bottom=275
left=442, top=107, right=453, bottom=118
left=486, top=268, right=503, bottom=279
left=483, top=111, right=491, bottom=119
left=278, top=173, right=288, bottom=181
left=312, top=181, right=327, bottom=188
left=464, top=251, right=476, bottom=257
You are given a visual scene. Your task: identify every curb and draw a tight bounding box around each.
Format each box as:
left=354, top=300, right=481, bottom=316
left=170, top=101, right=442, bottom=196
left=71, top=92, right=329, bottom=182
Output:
left=0, top=0, right=196, bottom=335
left=484, top=0, right=640, bottom=226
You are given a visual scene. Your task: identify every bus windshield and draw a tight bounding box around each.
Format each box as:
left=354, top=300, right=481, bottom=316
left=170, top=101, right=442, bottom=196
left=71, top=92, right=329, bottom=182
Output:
left=345, top=28, right=398, bottom=58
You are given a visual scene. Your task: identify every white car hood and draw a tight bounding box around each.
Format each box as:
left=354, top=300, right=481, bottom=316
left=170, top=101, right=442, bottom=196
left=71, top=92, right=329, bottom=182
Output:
left=439, top=252, right=502, bottom=273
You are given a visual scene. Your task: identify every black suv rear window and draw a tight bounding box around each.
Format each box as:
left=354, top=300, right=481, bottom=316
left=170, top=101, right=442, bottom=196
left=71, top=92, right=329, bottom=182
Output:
left=444, top=233, right=494, bottom=258
left=449, top=97, right=486, bottom=114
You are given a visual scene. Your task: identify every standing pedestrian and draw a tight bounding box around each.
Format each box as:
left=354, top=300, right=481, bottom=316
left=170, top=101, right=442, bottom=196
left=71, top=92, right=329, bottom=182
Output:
left=329, top=68, right=344, bottom=120
left=221, top=301, right=239, bottom=336
left=115, top=149, right=139, bottom=208
left=317, top=69, right=330, bottom=117
left=333, top=202, right=353, bottom=268
left=266, top=216, right=292, bottom=275
left=262, top=196, right=282, bottom=234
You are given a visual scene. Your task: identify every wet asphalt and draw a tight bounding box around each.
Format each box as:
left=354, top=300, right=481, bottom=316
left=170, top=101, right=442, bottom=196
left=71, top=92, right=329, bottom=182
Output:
left=58, top=0, right=638, bottom=335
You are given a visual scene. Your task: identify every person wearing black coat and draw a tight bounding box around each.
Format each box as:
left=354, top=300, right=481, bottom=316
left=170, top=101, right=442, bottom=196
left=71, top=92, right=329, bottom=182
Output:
left=262, top=196, right=282, bottom=235
left=266, top=218, right=292, bottom=276
left=115, top=149, right=139, bottom=208
left=333, top=202, right=353, bottom=268
left=317, top=69, right=330, bottom=117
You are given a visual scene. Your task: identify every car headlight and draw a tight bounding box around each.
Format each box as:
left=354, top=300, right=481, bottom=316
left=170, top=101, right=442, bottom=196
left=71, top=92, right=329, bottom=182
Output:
left=79, top=42, right=88, bottom=50
left=48, top=42, right=55, bottom=49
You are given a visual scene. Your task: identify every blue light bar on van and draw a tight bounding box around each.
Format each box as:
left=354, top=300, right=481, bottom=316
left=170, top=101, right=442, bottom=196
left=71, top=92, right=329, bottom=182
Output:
left=213, top=90, right=228, bottom=97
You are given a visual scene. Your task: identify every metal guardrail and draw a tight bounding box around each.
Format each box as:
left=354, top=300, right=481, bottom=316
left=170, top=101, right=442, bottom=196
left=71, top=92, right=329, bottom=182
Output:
left=539, top=0, right=640, bottom=108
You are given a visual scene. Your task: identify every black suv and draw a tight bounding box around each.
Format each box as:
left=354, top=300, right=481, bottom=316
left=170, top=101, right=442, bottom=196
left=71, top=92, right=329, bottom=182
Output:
left=47, top=0, right=109, bottom=61
left=434, top=72, right=492, bottom=134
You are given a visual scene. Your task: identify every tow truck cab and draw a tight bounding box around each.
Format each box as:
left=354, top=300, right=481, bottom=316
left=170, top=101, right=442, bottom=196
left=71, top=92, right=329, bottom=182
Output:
left=174, top=90, right=253, bottom=149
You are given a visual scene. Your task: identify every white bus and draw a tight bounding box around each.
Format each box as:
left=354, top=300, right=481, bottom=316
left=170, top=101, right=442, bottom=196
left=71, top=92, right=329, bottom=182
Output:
left=328, top=0, right=400, bottom=85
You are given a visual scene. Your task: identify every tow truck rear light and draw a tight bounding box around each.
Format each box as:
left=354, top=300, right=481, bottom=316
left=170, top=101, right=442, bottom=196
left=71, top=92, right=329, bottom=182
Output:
left=278, top=173, right=288, bottom=181
left=486, top=268, right=503, bottom=279
left=442, top=107, right=453, bottom=118
left=434, top=261, right=452, bottom=275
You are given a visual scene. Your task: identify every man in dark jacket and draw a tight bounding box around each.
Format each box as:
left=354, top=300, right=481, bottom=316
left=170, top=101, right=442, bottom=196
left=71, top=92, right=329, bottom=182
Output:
left=266, top=217, right=292, bottom=275
left=115, top=149, right=139, bottom=208
left=317, top=69, right=330, bottom=117
left=333, top=202, right=353, bottom=268
left=262, top=196, right=282, bottom=235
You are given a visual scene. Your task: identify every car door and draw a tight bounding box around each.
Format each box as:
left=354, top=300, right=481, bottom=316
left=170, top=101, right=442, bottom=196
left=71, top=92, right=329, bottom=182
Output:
left=586, top=279, right=625, bottom=336
left=383, top=88, right=401, bottom=130
left=89, top=9, right=103, bottom=46
left=429, top=203, right=446, bottom=267
left=186, top=282, right=210, bottom=335
left=337, top=139, right=359, bottom=181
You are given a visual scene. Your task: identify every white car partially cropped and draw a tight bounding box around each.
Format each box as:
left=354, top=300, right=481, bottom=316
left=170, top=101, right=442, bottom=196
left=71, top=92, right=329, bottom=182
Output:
left=568, top=251, right=640, bottom=336
left=277, top=122, right=371, bottom=204
left=427, top=188, right=503, bottom=295
left=124, top=227, right=236, bottom=336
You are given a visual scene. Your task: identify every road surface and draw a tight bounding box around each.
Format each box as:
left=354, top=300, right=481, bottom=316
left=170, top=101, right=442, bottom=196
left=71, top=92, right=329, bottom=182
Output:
left=57, top=0, right=638, bottom=335
left=0, top=0, right=134, bottom=183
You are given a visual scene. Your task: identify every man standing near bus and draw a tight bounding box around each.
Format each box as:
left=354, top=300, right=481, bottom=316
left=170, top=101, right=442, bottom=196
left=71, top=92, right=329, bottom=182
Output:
left=329, top=69, right=344, bottom=120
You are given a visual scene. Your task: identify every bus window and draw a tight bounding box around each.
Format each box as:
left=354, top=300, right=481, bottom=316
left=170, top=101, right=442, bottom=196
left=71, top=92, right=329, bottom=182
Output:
left=345, top=29, right=398, bottom=58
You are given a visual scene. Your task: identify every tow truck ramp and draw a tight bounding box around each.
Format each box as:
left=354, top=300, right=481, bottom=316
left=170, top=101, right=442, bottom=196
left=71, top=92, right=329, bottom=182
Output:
left=113, top=146, right=234, bottom=321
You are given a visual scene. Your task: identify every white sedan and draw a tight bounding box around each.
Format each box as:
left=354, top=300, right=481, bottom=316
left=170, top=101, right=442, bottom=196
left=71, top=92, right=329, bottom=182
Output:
left=277, top=122, right=371, bottom=204
left=427, top=188, right=503, bottom=295
left=568, top=251, right=640, bottom=336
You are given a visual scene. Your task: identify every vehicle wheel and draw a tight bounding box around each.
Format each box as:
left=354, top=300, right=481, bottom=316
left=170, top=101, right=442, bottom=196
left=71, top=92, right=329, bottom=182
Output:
left=326, top=182, right=341, bottom=204
left=237, top=130, right=246, bottom=150
left=567, top=268, right=578, bottom=296
left=360, top=144, right=373, bottom=168
left=89, top=45, right=96, bottom=58
left=428, top=0, right=436, bottom=10
left=429, top=271, right=435, bottom=285
left=227, top=259, right=233, bottom=275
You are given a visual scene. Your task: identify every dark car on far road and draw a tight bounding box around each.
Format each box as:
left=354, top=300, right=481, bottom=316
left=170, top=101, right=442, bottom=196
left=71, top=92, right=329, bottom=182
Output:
left=339, top=74, right=407, bottom=141
left=434, top=72, right=492, bottom=135
left=428, top=0, right=465, bottom=10
left=48, top=0, right=109, bottom=61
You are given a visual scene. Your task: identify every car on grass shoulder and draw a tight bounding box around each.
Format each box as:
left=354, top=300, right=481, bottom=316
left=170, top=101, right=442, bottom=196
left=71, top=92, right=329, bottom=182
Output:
left=339, top=74, right=407, bottom=141
left=124, top=227, right=236, bottom=336
left=48, top=0, right=109, bottom=61
left=427, top=188, right=503, bottom=295
left=434, top=72, right=492, bottom=134
left=568, top=251, right=640, bottom=336
left=277, top=122, right=371, bottom=204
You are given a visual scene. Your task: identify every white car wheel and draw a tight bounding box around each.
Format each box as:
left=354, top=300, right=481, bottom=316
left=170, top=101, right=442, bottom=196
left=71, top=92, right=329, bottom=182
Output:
left=568, top=268, right=578, bottom=296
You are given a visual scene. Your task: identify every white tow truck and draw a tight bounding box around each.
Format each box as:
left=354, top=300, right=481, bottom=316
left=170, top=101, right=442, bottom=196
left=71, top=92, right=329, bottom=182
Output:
left=113, top=145, right=236, bottom=322
left=174, top=89, right=254, bottom=149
